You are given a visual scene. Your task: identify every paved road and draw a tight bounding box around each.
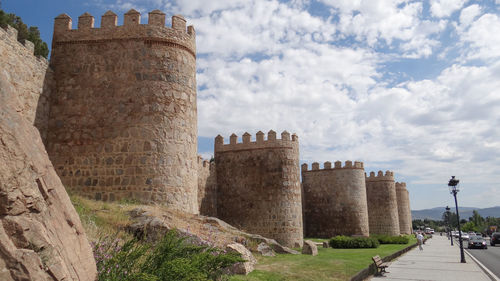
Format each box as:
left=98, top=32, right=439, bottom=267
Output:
left=465, top=243, right=500, bottom=280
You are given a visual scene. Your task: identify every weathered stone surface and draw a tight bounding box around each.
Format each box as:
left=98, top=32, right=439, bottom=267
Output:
left=302, top=160, right=369, bottom=238
left=214, top=131, right=303, bottom=248
left=0, top=71, right=96, bottom=280
left=197, top=156, right=217, bottom=216
left=225, top=243, right=256, bottom=275
left=127, top=206, right=297, bottom=256
left=366, top=171, right=400, bottom=236
left=257, top=243, right=276, bottom=257
left=47, top=11, right=199, bottom=213
left=396, top=182, right=412, bottom=234
left=0, top=25, right=53, bottom=143
left=302, top=240, right=318, bottom=256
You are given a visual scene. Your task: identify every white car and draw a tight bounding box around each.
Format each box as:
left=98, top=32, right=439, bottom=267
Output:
left=461, top=233, right=470, bottom=241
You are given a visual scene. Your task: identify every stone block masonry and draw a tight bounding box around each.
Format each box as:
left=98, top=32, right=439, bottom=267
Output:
left=214, top=130, right=303, bottom=248
left=302, top=160, right=369, bottom=238
left=396, top=182, right=412, bottom=234
left=365, top=171, right=400, bottom=236
left=197, top=156, right=217, bottom=216
left=47, top=10, right=199, bottom=213
left=0, top=25, right=53, bottom=143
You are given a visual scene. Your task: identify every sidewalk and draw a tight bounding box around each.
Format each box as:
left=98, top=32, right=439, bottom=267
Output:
left=370, top=235, right=491, bottom=281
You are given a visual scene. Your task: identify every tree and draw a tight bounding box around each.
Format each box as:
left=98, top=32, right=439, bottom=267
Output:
left=469, top=210, right=484, bottom=226
left=442, top=211, right=458, bottom=228
left=461, top=221, right=478, bottom=232
left=0, top=9, right=48, bottom=58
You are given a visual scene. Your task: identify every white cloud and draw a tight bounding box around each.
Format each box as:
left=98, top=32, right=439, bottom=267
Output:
left=430, top=0, right=468, bottom=18
left=320, top=0, right=445, bottom=58
left=459, top=4, right=482, bottom=27
left=189, top=1, right=335, bottom=58
left=459, top=13, right=500, bottom=60
left=95, top=0, right=500, bottom=208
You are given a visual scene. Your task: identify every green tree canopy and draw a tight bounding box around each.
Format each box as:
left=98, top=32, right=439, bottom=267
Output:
left=0, top=9, right=49, bottom=58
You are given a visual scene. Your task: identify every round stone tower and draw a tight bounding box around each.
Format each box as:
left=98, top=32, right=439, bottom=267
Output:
left=214, top=130, right=303, bottom=248
left=302, top=161, right=369, bottom=238
left=396, top=182, right=412, bottom=234
left=47, top=10, right=198, bottom=213
left=365, top=171, right=400, bottom=236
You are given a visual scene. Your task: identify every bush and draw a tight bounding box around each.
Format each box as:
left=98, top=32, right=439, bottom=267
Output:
left=372, top=234, right=410, bottom=244
left=92, top=230, right=244, bottom=281
left=329, top=236, right=380, bottom=248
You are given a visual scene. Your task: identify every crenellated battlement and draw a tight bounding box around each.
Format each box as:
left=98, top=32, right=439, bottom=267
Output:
left=197, top=155, right=214, bottom=169
left=395, top=182, right=407, bottom=189
left=48, top=7, right=199, bottom=212
left=365, top=170, right=395, bottom=181
left=301, top=160, right=364, bottom=172
left=214, top=130, right=298, bottom=153
left=0, top=25, right=47, bottom=62
left=52, top=9, right=196, bottom=58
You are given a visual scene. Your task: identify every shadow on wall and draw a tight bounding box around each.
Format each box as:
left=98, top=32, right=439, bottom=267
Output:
left=34, top=67, right=54, bottom=145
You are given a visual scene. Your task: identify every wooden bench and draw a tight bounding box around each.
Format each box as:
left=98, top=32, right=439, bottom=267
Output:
left=372, top=255, right=389, bottom=276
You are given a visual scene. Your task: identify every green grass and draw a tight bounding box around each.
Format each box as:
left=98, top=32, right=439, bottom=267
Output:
left=230, top=237, right=417, bottom=281
left=70, top=194, right=137, bottom=241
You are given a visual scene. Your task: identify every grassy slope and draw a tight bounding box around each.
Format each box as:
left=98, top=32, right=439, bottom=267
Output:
left=71, top=195, right=138, bottom=241
left=230, top=238, right=417, bottom=281
left=71, top=195, right=417, bottom=281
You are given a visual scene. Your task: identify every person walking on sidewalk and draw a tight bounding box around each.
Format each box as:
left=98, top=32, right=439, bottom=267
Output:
left=417, top=232, right=424, bottom=250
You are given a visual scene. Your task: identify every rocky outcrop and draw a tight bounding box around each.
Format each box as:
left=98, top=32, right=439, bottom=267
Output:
left=0, top=70, right=97, bottom=280
left=225, top=243, right=256, bottom=275
left=127, top=207, right=300, bottom=254
left=302, top=240, right=318, bottom=256
left=257, top=243, right=275, bottom=257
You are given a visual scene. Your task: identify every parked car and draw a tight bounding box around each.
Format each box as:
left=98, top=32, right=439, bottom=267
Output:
left=490, top=232, right=500, bottom=246
left=468, top=236, right=488, bottom=249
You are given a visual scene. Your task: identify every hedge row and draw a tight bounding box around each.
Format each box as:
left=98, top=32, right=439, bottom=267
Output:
left=329, top=236, right=380, bottom=248
left=371, top=234, right=410, bottom=244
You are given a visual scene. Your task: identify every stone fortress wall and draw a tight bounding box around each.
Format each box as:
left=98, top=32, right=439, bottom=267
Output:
left=365, top=171, right=401, bottom=236
left=0, top=8, right=413, bottom=251
left=0, top=24, right=98, bottom=280
left=214, top=131, right=303, bottom=248
left=301, top=161, right=369, bottom=238
left=46, top=10, right=199, bottom=213
left=396, top=182, right=412, bottom=234
left=197, top=156, right=217, bottom=216
left=0, top=25, right=53, bottom=141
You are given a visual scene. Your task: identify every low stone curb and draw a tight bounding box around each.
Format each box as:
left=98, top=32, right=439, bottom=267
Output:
left=349, top=240, right=423, bottom=281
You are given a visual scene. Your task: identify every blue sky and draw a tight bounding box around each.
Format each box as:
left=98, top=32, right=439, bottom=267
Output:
left=3, top=0, right=500, bottom=210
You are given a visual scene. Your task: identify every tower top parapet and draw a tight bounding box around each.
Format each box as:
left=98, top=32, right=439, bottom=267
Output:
left=301, top=160, right=364, bottom=173
left=395, top=182, right=407, bottom=189
left=214, top=130, right=298, bottom=153
left=52, top=9, right=195, bottom=58
left=365, top=170, right=395, bottom=182
left=0, top=25, right=47, bottom=62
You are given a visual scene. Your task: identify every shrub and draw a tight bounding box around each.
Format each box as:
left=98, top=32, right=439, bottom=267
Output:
left=372, top=234, right=410, bottom=244
left=329, top=236, right=379, bottom=248
left=92, top=230, right=244, bottom=281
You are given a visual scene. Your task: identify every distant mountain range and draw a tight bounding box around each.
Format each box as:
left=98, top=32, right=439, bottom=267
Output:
left=411, top=206, right=500, bottom=220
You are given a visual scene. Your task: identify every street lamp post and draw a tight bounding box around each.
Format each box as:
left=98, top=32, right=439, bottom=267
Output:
left=448, top=176, right=465, bottom=263
left=446, top=206, right=453, bottom=246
